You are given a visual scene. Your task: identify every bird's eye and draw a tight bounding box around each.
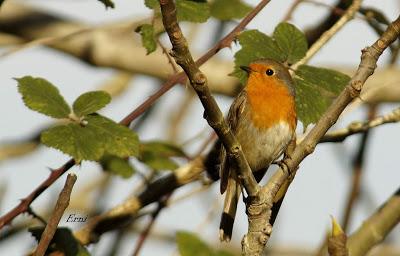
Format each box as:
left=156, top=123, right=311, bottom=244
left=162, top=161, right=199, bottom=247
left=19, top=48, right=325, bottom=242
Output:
left=265, top=69, right=274, bottom=76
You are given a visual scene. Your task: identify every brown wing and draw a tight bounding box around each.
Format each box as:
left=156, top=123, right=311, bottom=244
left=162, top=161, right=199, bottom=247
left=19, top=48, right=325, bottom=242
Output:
left=220, top=90, right=248, bottom=194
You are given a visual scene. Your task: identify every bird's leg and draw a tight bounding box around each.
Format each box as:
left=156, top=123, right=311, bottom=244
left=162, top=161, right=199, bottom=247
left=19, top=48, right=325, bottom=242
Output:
left=272, top=135, right=296, bottom=177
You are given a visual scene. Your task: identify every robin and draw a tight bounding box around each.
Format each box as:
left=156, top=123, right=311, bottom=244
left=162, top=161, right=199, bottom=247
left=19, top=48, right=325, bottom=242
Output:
left=205, top=58, right=297, bottom=242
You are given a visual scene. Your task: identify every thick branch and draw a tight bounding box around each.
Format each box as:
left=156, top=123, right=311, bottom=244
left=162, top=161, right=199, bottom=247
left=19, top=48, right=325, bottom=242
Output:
left=243, top=9, right=400, bottom=255
left=347, top=187, right=400, bottom=256
left=0, top=0, right=270, bottom=228
left=159, top=0, right=267, bottom=196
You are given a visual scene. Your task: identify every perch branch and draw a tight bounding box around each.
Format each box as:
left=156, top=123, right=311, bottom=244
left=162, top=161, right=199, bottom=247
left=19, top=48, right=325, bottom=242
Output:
left=243, top=10, right=400, bottom=255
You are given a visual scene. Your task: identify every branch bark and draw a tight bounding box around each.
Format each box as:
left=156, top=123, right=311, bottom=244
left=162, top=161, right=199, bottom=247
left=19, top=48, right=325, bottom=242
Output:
left=249, top=10, right=400, bottom=255
left=0, top=0, right=270, bottom=228
left=347, top=187, right=400, bottom=256
left=320, top=107, right=400, bottom=143
left=33, top=174, right=77, bottom=256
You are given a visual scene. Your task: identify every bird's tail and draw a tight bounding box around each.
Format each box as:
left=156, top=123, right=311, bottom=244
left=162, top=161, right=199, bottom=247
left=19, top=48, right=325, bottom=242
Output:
left=219, top=175, right=241, bottom=242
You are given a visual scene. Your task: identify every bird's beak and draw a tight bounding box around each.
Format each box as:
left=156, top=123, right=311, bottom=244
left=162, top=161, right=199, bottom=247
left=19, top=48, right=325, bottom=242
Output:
left=240, top=65, right=252, bottom=74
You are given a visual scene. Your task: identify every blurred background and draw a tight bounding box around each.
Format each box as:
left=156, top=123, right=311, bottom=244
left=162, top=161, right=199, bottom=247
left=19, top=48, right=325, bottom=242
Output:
left=0, top=0, right=399, bottom=255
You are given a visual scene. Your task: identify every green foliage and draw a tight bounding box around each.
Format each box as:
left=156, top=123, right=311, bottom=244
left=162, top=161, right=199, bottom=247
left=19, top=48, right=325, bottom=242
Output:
left=273, top=23, right=307, bottom=64
left=86, top=115, right=139, bottom=158
left=176, top=0, right=210, bottom=23
left=233, top=23, right=307, bottom=83
left=145, top=0, right=210, bottom=23
left=232, top=23, right=349, bottom=127
left=136, top=24, right=157, bottom=54
left=294, top=65, right=350, bottom=129
left=16, top=76, right=139, bottom=163
left=100, top=154, right=135, bottom=178
left=29, top=227, right=90, bottom=256
left=97, top=0, right=114, bottom=8
left=41, top=123, right=104, bottom=162
left=72, top=91, right=111, bottom=117
left=138, top=141, right=186, bottom=171
left=210, top=0, right=251, bottom=20
left=16, top=76, right=71, bottom=119
left=176, top=231, right=235, bottom=256
left=232, top=30, right=284, bottom=84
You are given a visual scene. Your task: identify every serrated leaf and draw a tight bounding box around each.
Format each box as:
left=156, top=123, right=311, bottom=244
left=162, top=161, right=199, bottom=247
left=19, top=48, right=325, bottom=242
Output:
left=232, top=30, right=285, bottom=84
left=29, top=227, right=90, bottom=256
left=86, top=114, right=139, bottom=158
left=41, top=123, right=103, bottom=162
left=176, top=0, right=210, bottom=23
left=73, top=91, right=111, bottom=117
left=144, top=0, right=158, bottom=9
left=100, top=154, right=135, bottom=178
left=210, top=0, right=251, bottom=21
left=273, top=22, right=307, bottom=64
left=177, top=231, right=214, bottom=256
left=294, top=65, right=350, bottom=128
left=16, top=76, right=71, bottom=119
left=135, top=24, right=157, bottom=55
left=97, top=0, right=114, bottom=8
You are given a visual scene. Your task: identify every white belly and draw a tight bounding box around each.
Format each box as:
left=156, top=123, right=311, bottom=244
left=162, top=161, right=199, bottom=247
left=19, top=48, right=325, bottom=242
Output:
left=235, top=121, right=293, bottom=171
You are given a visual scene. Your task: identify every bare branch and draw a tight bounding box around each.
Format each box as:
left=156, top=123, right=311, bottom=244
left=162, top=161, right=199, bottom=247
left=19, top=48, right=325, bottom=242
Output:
left=33, top=174, right=77, bottom=256
left=347, top=187, right=400, bottom=256
left=320, top=107, right=400, bottom=143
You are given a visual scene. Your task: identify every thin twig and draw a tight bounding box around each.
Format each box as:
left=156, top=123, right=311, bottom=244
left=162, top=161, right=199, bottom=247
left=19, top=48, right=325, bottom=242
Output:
left=320, top=107, right=400, bottom=143
left=283, top=0, right=304, bottom=21
left=33, top=174, right=77, bottom=256
left=0, top=0, right=265, bottom=223
left=131, top=193, right=172, bottom=256
left=292, top=0, right=363, bottom=70
left=341, top=105, right=377, bottom=232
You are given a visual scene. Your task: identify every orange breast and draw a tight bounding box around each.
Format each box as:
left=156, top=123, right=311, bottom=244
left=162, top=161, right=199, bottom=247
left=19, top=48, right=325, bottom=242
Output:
left=246, top=75, right=296, bottom=130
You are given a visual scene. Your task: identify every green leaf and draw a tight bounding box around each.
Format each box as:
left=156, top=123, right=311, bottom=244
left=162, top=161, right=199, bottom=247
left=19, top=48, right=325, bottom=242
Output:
left=144, top=0, right=158, bottom=9
left=73, top=91, right=111, bottom=117
left=41, top=123, right=103, bottom=162
left=176, top=0, right=210, bottom=23
left=97, top=0, right=114, bottom=8
left=232, top=30, right=284, bottom=84
left=100, top=154, right=135, bottom=178
left=16, top=76, right=71, bottom=119
left=135, top=24, right=157, bottom=55
left=141, top=141, right=186, bottom=158
left=86, top=114, right=139, bottom=158
left=294, top=65, right=350, bottom=128
left=177, top=231, right=214, bottom=256
left=210, top=0, right=252, bottom=20
left=138, top=141, right=185, bottom=171
left=29, top=227, right=90, bottom=256
left=139, top=152, right=179, bottom=171
left=273, top=22, right=307, bottom=64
